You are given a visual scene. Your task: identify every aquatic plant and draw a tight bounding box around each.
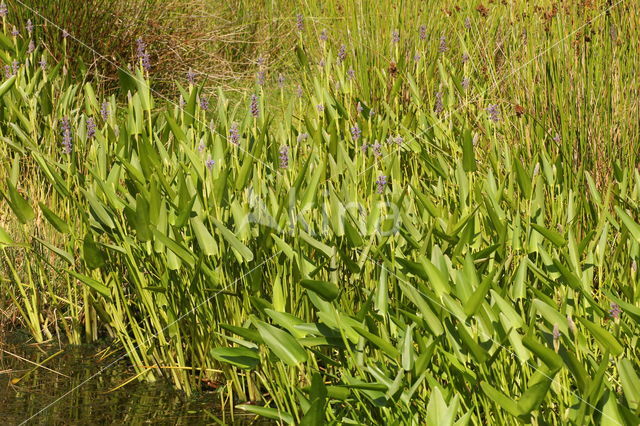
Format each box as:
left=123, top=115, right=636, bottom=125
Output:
left=2, top=3, right=640, bottom=425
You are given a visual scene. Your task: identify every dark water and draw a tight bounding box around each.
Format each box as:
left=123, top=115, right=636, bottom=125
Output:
left=0, top=333, right=261, bottom=425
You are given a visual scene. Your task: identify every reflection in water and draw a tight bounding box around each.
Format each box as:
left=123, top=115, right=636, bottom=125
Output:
left=0, top=333, right=264, bottom=425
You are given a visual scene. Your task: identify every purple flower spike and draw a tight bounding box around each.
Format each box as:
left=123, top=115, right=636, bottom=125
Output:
left=465, top=17, right=471, bottom=30
left=86, top=117, right=96, bottom=139
left=486, top=104, right=500, bottom=123
left=320, top=29, right=328, bottom=42
left=391, top=29, right=400, bottom=44
left=229, top=122, right=240, bottom=145
left=277, top=73, right=285, bottom=88
left=26, top=19, right=33, bottom=34
left=206, top=158, right=215, bottom=170
left=0, top=3, right=7, bottom=17
left=256, top=70, right=266, bottom=86
left=297, top=84, right=303, bottom=98
left=11, top=26, right=18, bottom=37
left=136, top=38, right=151, bottom=71
left=461, top=78, right=470, bottom=90
left=337, top=44, right=347, bottom=63
left=372, top=141, right=382, bottom=157
left=136, top=38, right=146, bottom=57
left=279, top=145, right=290, bottom=168
left=419, top=25, right=427, bottom=40
left=347, top=68, right=355, bottom=81
left=462, top=53, right=470, bottom=63
left=387, top=135, right=403, bottom=145
left=296, top=14, right=304, bottom=32
left=351, top=123, right=361, bottom=141
left=61, top=117, right=72, bottom=154
left=250, top=94, right=259, bottom=117
left=39, top=57, right=47, bottom=70
left=316, top=104, right=324, bottom=113
left=62, top=29, right=69, bottom=39
left=434, top=91, right=443, bottom=114
left=376, top=175, right=388, bottom=194
left=198, top=141, right=206, bottom=152
left=101, top=101, right=110, bottom=121
left=28, top=39, right=35, bottom=54
left=439, top=35, right=448, bottom=53
left=296, top=132, right=309, bottom=143
left=200, top=95, right=209, bottom=111
left=187, top=69, right=196, bottom=84
left=610, top=302, right=621, bottom=320
left=356, top=102, right=363, bottom=114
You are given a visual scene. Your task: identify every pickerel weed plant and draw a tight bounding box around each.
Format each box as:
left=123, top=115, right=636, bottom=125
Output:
left=1, top=1, right=640, bottom=425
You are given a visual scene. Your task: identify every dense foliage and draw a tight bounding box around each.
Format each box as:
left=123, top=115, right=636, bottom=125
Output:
left=1, top=1, right=640, bottom=424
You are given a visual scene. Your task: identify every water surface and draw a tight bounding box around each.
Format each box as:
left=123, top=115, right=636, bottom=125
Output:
left=0, top=332, right=261, bottom=425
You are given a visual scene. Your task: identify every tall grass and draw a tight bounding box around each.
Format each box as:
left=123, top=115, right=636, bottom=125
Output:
left=8, top=0, right=300, bottom=91
left=2, top=0, right=640, bottom=423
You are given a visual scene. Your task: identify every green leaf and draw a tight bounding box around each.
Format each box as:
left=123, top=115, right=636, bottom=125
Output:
left=255, top=320, right=308, bottom=366
left=0, top=75, right=16, bottom=98
left=618, top=359, right=640, bottom=411
left=426, top=387, right=460, bottom=426
left=402, top=324, right=416, bottom=371
left=152, top=229, right=196, bottom=268
left=118, top=67, right=137, bottom=95
left=399, top=281, right=444, bottom=336
left=237, top=404, right=294, bottom=424
left=462, top=128, right=476, bottom=172
left=456, top=323, right=488, bottom=363
left=533, top=299, right=568, bottom=335
left=517, top=370, right=557, bottom=414
left=265, top=309, right=306, bottom=338
left=190, top=217, right=217, bottom=257
left=83, top=190, right=115, bottom=229
left=212, top=218, right=253, bottom=262
left=522, top=335, right=563, bottom=370
left=577, top=317, right=624, bottom=356
left=4, top=179, right=35, bottom=223
left=220, top=323, right=263, bottom=344
left=463, top=269, right=495, bottom=317
left=421, top=257, right=451, bottom=297
left=353, top=326, right=400, bottom=359
left=480, top=382, right=523, bottom=417
left=300, top=279, right=339, bottom=302
left=134, top=194, right=152, bottom=241
left=164, top=112, right=187, bottom=144
left=67, top=270, right=111, bottom=300
left=0, top=226, right=15, bottom=246
left=514, top=158, right=532, bottom=199
left=184, top=86, right=199, bottom=126
left=300, top=373, right=326, bottom=426
left=39, top=203, right=70, bottom=234
left=210, top=347, right=259, bottom=370
left=531, top=223, right=566, bottom=248
left=83, top=234, right=105, bottom=270
left=35, top=237, right=74, bottom=265
left=616, top=207, right=640, bottom=244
